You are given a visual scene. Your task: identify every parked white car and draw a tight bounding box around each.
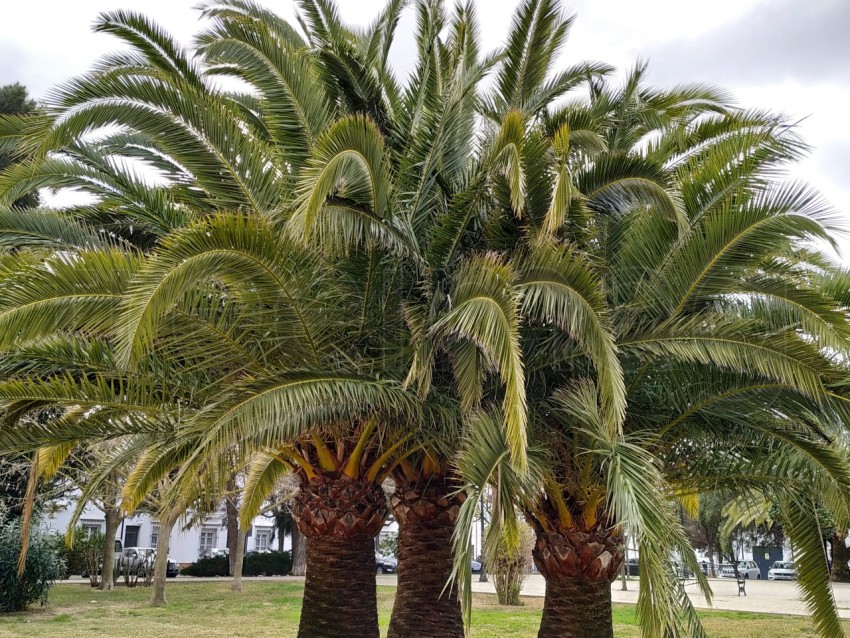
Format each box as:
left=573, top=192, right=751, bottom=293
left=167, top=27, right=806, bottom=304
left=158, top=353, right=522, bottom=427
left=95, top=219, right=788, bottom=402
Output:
left=719, top=560, right=761, bottom=579
left=118, top=547, right=179, bottom=578
left=768, top=561, right=796, bottom=581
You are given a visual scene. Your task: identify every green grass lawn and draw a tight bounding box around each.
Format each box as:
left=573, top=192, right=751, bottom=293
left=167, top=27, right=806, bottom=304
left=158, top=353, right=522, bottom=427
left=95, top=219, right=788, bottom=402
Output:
left=0, top=581, right=843, bottom=637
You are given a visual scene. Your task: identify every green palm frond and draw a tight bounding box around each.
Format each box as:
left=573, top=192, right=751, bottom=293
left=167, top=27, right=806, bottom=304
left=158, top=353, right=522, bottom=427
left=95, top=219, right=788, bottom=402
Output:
left=559, top=382, right=711, bottom=638
left=782, top=494, right=844, bottom=638
left=0, top=207, right=113, bottom=250
left=431, top=254, right=527, bottom=471
left=0, top=249, right=140, bottom=348
left=489, top=0, right=572, bottom=117
left=184, top=372, right=419, bottom=460
left=93, top=10, right=203, bottom=87
left=487, top=110, right=527, bottom=217
left=117, top=214, right=325, bottom=365
left=518, top=240, right=625, bottom=430
left=240, top=451, right=292, bottom=527
left=451, top=407, right=548, bottom=625
left=197, top=3, right=331, bottom=168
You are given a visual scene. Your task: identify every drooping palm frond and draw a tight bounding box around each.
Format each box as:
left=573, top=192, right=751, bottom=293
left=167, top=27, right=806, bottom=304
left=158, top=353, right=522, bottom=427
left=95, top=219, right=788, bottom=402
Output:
left=518, top=240, right=624, bottom=430
left=117, top=214, right=328, bottom=365
left=431, top=254, right=527, bottom=471
left=0, top=249, right=140, bottom=348
left=239, top=451, right=292, bottom=527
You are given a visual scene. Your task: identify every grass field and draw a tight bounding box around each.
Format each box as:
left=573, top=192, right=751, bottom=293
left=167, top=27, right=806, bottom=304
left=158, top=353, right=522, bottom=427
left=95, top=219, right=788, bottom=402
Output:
left=0, top=581, right=843, bottom=637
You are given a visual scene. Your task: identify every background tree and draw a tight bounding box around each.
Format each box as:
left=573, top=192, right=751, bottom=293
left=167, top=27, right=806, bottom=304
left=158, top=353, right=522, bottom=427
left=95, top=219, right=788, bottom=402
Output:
left=0, top=83, right=38, bottom=208
left=683, top=492, right=726, bottom=576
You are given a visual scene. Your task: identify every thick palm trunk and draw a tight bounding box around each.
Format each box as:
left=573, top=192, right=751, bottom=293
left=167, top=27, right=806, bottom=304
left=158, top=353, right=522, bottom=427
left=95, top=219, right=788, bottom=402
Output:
left=150, top=513, right=177, bottom=607
left=291, top=524, right=307, bottom=576
left=532, top=526, right=623, bottom=638
left=291, top=475, right=387, bottom=638
left=99, top=507, right=120, bottom=591
left=832, top=531, right=850, bottom=582
left=387, top=479, right=464, bottom=638
left=539, top=575, right=613, bottom=637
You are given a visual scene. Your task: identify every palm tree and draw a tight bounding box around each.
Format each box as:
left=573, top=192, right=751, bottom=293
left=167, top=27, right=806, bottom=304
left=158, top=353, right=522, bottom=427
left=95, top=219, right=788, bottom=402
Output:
left=452, top=64, right=850, bottom=636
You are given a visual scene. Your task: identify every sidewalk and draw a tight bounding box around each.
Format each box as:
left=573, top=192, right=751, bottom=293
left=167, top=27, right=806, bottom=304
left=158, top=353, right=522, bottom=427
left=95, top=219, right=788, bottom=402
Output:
left=459, top=575, right=850, bottom=618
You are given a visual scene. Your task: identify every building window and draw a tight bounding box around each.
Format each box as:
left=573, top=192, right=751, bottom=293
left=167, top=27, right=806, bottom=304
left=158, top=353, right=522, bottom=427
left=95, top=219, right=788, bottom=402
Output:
left=150, top=523, right=160, bottom=547
left=199, top=527, right=217, bottom=558
left=255, top=528, right=272, bottom=552
left=81, top=520, right=104, bottom=537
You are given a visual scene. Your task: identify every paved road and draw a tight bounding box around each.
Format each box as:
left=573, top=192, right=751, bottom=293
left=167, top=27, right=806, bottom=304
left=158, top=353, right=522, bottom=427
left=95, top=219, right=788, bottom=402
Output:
left=60, top=574, right=850, bottom=618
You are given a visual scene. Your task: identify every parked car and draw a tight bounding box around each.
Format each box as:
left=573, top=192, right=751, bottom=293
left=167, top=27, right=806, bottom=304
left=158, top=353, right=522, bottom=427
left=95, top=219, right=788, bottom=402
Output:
left=624, top=558, right=639, bottom=577
left=209, top=548, right=230, bottom=558
left=719, top=561, right=761, bottom=579
left=471, top=559, right=482, bottom=573
left=768, top=561, right=796, bottom=581
left=118, top=547, right=180, bottom=578
left=376, top=554, right=397, bottom=574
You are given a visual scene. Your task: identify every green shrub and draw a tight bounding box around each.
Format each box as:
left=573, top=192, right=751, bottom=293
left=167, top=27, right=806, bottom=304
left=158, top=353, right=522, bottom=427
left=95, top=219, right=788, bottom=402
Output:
left=181, top=555, right=228, bottom=577
left=181, top=551, right=292, bottom=577
left=244, top=551, right=292, bottom=576
left=0, top=518, right=65, bottom=612
left=66, top=528, right=106, bottom=587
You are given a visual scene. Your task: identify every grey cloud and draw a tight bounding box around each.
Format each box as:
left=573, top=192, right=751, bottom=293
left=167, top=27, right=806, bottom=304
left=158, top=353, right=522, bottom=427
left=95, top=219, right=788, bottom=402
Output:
left=811, top=143, right=850, bottom=190
left=0, top=41, right=73, bottom=99
left=641, top=0, right=850, bottom=87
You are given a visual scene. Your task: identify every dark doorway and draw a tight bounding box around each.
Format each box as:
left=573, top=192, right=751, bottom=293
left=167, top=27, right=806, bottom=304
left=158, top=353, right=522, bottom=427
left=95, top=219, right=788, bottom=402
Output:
left=753, top=545, right=784, bottom=578
left=124, top=525, right=141, bottom=548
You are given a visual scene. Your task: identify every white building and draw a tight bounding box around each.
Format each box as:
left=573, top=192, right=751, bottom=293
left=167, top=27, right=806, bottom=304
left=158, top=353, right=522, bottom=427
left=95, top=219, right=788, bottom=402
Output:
left=42, top=498, right=289, bottom=566
left=43, top=497, right=400, bottom=566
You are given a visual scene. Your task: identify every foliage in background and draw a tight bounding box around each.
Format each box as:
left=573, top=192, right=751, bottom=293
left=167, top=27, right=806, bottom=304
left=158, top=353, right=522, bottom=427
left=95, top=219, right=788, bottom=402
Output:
left=0, top=517, right=64, bottom=612
left=488, top=523, right=534, bottom=606
left=378, top=533, right=398, bottom=558
left=0, top=83, right=38, bottom=208
left=181, top=551, right=292, bottom=577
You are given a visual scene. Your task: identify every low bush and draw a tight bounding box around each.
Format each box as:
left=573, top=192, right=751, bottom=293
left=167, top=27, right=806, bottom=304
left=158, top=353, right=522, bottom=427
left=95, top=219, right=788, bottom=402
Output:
left=181, top=555, right=228, bottom=577
left=245, top=551, right=292, bottom=576
left=0, top=518, right=66, bottom=612
left=65, top=527, right=106, bottom=587
left=182, top=551, right=292, bottom=577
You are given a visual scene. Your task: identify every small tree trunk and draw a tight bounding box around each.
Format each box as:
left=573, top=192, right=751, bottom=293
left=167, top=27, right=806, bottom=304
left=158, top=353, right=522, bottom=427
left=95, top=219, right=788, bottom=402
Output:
left=99, top=507, right=120, bottom=591
left=387, top=479, right=465, bottom=638
left=291, top=524, right=307, bottom=576
left=539, top=576, right=613, bottom=638
left=150, top=513, right=177, bottom=607
left=620, top=538, right=628, bottom=591
left=291, top=475, right=387, bottom=638
left=231, top=527, right=247, bottom=592
left=831, top=531, right=850, bottom=582
left=225, top=478, right=238, bottom=576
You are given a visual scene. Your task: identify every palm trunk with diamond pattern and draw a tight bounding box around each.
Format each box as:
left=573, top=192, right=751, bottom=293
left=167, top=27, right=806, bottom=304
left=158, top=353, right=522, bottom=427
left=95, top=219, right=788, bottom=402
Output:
left=387, top=478, right=465, bottom=638
left=291, top=475, right=387, bottom=638
left=533, top=526, right=623, bottom=638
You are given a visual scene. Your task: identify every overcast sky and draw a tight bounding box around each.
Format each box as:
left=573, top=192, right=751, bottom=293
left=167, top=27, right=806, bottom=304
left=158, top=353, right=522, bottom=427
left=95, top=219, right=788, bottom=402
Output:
left=2, top=0, right=848, bottom=258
